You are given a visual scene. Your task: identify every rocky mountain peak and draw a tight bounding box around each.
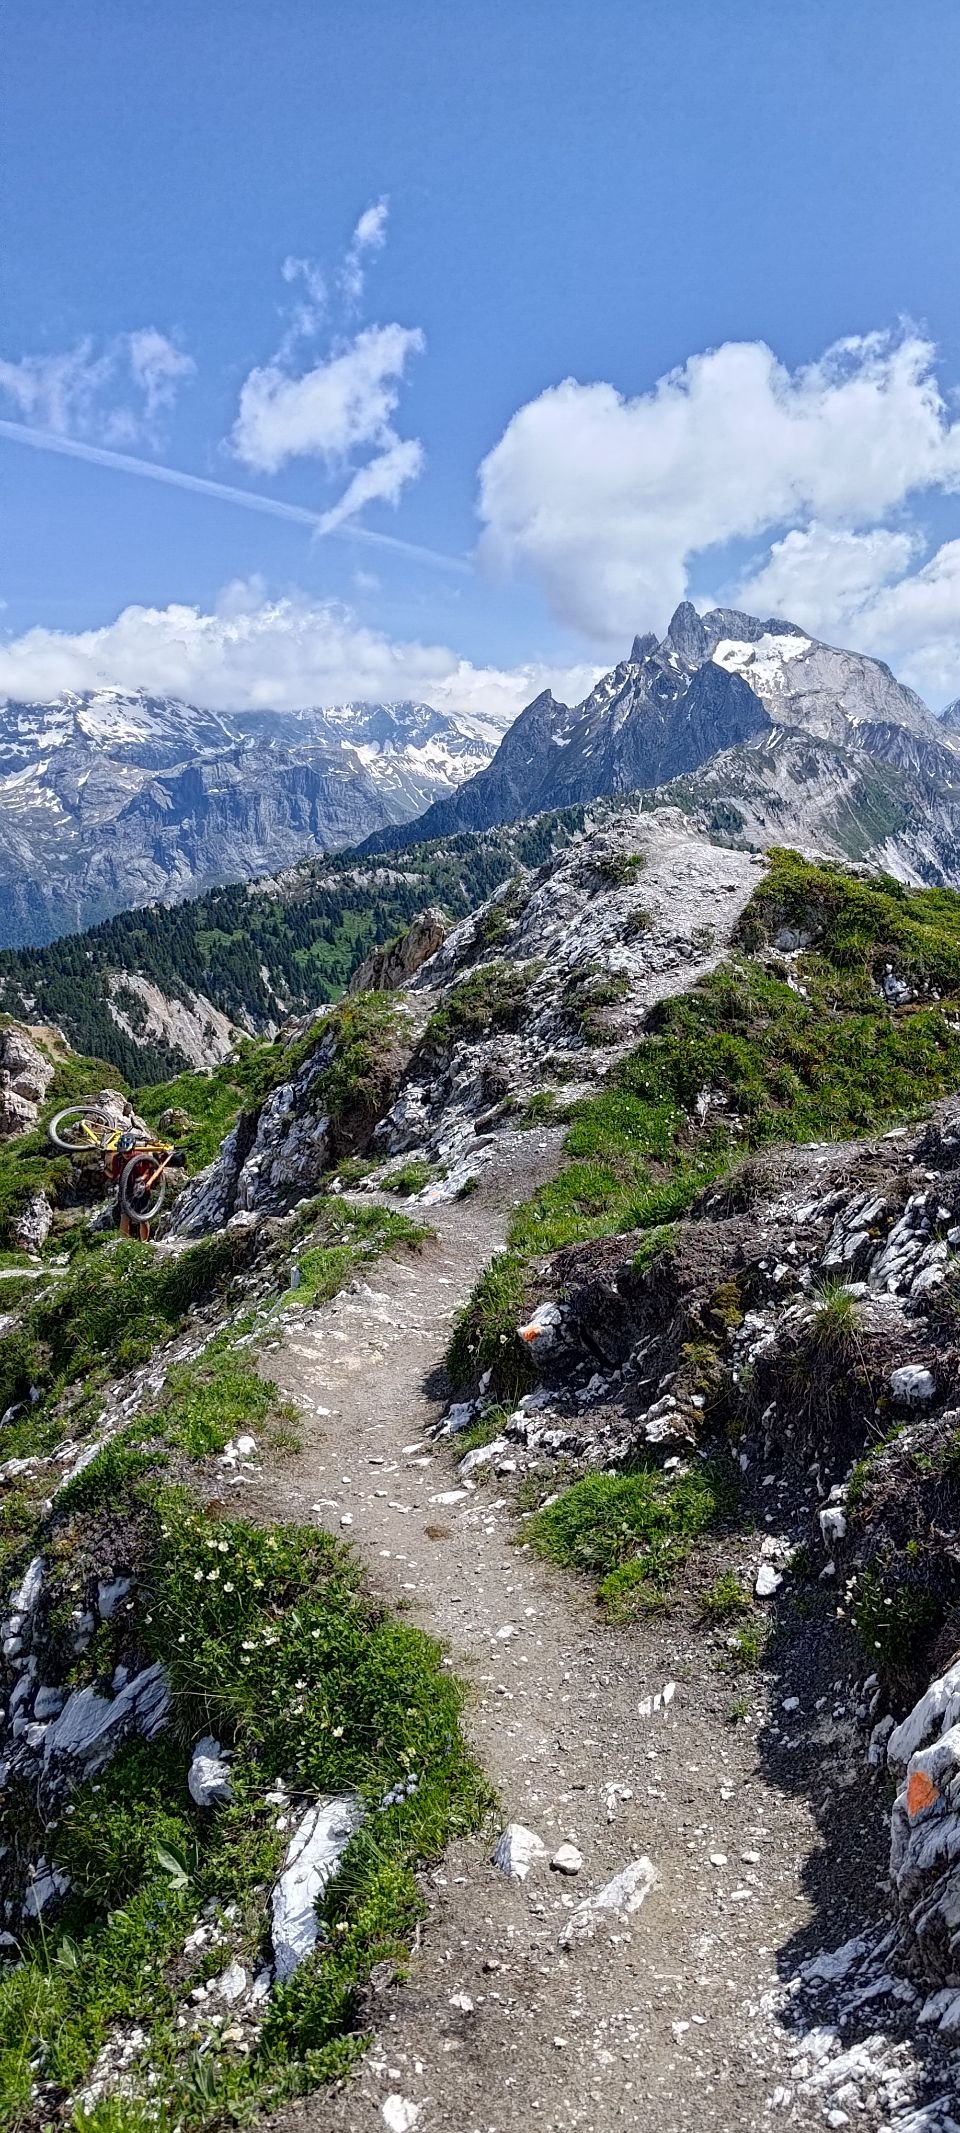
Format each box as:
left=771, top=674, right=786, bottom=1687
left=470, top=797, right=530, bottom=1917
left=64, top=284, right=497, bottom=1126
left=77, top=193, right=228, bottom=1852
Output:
left=666, top=599, right=709, bottom=664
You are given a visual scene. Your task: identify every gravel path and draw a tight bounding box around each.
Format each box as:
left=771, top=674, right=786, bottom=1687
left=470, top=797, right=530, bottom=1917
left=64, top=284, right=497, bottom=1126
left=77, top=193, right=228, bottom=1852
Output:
left=254, top=1135, right=883, bottom=2133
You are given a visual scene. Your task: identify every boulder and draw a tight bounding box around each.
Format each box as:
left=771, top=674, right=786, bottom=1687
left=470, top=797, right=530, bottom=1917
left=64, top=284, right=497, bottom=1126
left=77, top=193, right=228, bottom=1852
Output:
left=890, top=1364, right=937, bottom=1405
left=0, top=1029, right=53, bottom=1107
left=490, top=1822, right=546, bottom=1882
left=559, top=1857, right=657, bottom=1945
left=0, top=1084, right=38, bottom=1139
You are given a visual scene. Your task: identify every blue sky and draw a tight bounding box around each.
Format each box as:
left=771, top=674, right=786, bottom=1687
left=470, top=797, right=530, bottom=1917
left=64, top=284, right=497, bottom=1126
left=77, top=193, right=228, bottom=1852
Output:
left=6, top=0, right=960, bottom=718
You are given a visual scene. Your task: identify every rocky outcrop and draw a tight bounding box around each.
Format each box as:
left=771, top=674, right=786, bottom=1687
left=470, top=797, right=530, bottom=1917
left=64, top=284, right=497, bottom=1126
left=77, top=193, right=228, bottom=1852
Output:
left=107, top=973, right=241, bottom=1069
left=0, top=1025, right=53, bottom=1138
left=348, top=907, right=447, bottom=993
left=888, top=1661, right=960, bottom=1989
left=173, top=1003, right=410, bottom=1235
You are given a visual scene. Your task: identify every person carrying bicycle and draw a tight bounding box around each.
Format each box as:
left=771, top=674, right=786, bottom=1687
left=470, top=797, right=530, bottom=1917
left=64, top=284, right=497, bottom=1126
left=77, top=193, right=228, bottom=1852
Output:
left=110, top=1132, right=154, bottom=1241
left=47, top=1104, right=187, bottom=1238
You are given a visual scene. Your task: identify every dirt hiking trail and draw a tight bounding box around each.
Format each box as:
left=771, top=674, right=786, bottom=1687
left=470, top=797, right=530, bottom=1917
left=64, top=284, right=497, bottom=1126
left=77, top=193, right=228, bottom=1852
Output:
left=254, top=1133, right=881, bottom=2133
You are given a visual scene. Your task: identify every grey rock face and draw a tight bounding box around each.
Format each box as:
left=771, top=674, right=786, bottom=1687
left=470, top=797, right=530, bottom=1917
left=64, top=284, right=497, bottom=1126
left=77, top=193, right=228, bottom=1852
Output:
left=361, top=604, right=960, bottom=888
left=12, top=1189, right=53, bottom=1253
left=173, top=1033, right=335, bottom=1234
left=349, top=907, right=447, bottom=993
left=0, top=1026, right=54, bottom=1139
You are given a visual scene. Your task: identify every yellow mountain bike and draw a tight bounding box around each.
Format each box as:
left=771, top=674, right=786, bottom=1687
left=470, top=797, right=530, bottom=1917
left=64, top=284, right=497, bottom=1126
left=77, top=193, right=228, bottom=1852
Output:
left=47, top=1106, right=186, bottom=1223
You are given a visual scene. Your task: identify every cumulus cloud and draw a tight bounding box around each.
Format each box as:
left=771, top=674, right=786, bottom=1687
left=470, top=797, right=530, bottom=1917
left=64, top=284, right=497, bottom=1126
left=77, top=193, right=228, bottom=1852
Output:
left=231, top=202, right=423, bottom=532
left=478, top=330, right=960, bottom=645
left=0, top=579, right=600, bottom=730
left=0, top=330, right=194, bottom=446
left=232, top=322, right=424, bottom=475
left=730, top=522, right=960, bottom=703
left=733, top=523, right=924, bottom=637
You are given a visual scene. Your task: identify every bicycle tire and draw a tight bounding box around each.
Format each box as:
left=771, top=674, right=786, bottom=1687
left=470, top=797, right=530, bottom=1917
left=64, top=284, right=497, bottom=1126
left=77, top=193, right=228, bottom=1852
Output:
left=47, top=1105, right=111, bottom=1153
left=119, top=1154, right=167, bottom=1224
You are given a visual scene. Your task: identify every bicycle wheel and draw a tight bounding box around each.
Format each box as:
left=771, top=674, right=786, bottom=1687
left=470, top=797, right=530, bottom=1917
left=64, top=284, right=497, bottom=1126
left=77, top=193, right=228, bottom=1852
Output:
left=47, top=1105, right=110, bottom=1153
left=119, top=1154, right=167, bottom=1225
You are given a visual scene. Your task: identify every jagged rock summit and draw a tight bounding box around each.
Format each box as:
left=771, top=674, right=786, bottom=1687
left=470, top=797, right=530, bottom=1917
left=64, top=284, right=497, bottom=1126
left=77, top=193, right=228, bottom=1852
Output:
left=361, top=602, right=960, bottom=886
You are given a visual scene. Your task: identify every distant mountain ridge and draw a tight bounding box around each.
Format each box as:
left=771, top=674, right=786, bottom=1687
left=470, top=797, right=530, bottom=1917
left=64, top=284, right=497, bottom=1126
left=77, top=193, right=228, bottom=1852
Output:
left=0, top=691, right=496, bottom=946
left=359, top=602, right=960, bottom=885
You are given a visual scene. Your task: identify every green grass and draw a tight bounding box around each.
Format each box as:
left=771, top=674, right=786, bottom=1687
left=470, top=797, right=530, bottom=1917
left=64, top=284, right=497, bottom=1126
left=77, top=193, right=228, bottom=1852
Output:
left=135, top=1060, right=265, bottom=1172
left=379, top=1158, right=438, bottom=1197
left=423, top=960, right=536, bottom=1050
left=700, top=1570, right=752, bottom=1621
left=808, top=1280, right=860, bottom=1356
left=446, top=1250, right=535, bottom=1401
left=524, top=1458, right=738, bottom=1619
left=286, top=1201, right=427, bottom=1309
left=853, top=1570, right=939, bottom=1676
left=0, top=1230, right=252, bottom=1442
left=0, top=1493, right=489, bottom=2127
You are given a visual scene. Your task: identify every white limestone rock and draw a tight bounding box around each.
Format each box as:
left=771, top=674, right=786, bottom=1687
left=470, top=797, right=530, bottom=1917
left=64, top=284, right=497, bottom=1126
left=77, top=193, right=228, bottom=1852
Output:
left=41, top=1662, right=170, bottom=1790
left=889, top=1364, right=936, bottom=1405
left=187, top=1735, right=234, bottom=1808
left=490, top=1823, right=547, bottom=1882
left=271, top=1794, right=364, bottom=1981
left=560, top=1856, right=657, bottom=1945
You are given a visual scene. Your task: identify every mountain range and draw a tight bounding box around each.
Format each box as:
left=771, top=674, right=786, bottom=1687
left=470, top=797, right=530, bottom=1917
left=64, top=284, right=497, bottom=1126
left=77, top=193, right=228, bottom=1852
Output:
left=0, top=691, right=497, bottom=946
left=6, top=602, right=960, bottom=956
left=361, top=602, right=960, bottom=882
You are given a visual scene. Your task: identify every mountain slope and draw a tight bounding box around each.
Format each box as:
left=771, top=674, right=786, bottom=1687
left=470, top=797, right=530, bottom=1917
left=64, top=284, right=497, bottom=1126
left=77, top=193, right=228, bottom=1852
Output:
left=0, top=692, right=495, bottom=947
left=360, top=602, right=960, bottom=872
left=0, top=809, right=585, bottom=1081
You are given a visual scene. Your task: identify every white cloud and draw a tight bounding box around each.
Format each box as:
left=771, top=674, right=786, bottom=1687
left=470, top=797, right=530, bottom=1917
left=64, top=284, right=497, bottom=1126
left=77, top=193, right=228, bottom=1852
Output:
left=477, top=330, right=960, bottom=644
left=231, top=203, right=423, bottom=532
left=729, top=522, right=960, bottom=704
left=0, top=579, right=601, bottom=730
left=232, top=321, right=424, bottom=476
left=733, top=523, right=923, bottom=637
left=316, top=434, right=424, bottom=533
left=0, top=330, right=194, bottom=445
left=341, top=198, right=389, bottom=307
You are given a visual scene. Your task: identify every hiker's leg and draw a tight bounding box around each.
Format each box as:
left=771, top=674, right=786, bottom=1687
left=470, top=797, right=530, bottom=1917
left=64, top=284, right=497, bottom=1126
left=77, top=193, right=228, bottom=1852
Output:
left=139, top=1221, right=150, bottom=1244
left=119, top=1212, right=131, bottom=1238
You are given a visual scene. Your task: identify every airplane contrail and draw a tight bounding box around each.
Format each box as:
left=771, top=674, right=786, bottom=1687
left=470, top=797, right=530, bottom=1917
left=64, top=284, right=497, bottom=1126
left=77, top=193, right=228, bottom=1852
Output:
left=0, top=419, right=470, bottom=575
